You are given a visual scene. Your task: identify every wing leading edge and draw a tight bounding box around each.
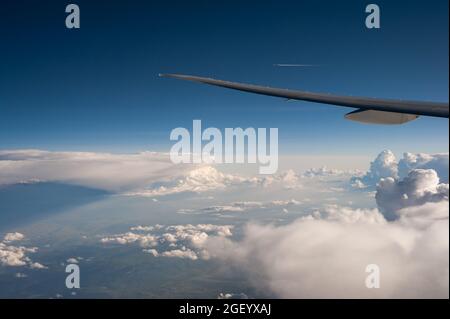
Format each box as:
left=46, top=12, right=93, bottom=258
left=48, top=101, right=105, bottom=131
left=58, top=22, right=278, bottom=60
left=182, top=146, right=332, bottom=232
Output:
left=159, top=74, right=449, bottom=121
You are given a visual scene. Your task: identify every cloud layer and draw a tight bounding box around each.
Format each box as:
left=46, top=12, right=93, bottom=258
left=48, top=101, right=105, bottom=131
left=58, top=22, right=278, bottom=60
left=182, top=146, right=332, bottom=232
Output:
left=205, top=203, right=448, bottom=298
left=2, top=148, right=448, bottom=297
left=96, top=149, right=448, bottom=298
left=0, top=150, right=188, bottom=192
left=101, top=197, right=448, bottom=298
left=0, top=149, right=308, bottom=196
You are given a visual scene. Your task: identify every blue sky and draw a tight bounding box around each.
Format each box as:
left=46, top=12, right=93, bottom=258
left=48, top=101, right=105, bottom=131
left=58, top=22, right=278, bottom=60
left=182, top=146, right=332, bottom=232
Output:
left=0, top=0, right=448, bottom=155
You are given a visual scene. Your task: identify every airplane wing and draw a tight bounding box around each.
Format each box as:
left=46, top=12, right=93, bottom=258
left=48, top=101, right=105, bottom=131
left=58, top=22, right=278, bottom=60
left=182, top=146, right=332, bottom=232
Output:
left=159, top=73, right=449, bottom=124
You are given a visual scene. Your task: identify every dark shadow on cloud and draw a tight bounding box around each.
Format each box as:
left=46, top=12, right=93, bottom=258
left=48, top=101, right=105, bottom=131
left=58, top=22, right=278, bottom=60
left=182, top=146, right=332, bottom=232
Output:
left=0, top=182, right=110, bottom=231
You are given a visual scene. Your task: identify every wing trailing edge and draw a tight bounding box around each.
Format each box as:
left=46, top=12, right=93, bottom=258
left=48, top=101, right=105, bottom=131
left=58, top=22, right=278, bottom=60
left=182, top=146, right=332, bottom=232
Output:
left=159, top=73, right=449, bottom=121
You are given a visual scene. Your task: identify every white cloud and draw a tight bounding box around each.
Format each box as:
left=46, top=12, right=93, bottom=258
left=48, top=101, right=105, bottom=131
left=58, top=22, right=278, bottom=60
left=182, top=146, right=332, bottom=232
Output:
left=66, top=257, right=79, bottom=264
left=0, top=149, right=325, bottom=198
left=217, top=292, right=249, bottom=299
left=0, top=243, right=35, bottom=267
left=100, top=232, right=158, bottom=248
left=198, top=205, right=247, bottom=214
left=178, top=199, right=301, bottom=216
left=396, top=201, right=449, bottom=229
left=161, top=248, right=198, bottom=260
left=143, top=249, right=159, bottom=257
left=95, top=148, right=449, bottom=298
left=230, top=201, right=265, bottom=208
left=376, top=169, right=448, bottom=220
left=0, top=234, right=44, bottom=269
left=0, top=150, right=188, bottom=192
left=204, top=203, right=448, bottom=298
left=278, top=169, right=301, bottom=189
left=127, top=166, right=308, bottom=197
left=165, top=224, right=233, bottom=245
left=130, top=225, right=155, bottom=232
left=125, top=166, right=260, bottom=197
left=303, top=166, right=344, bottom=178
left=351, top=150, right=398, bottom=188
left=100, top=224, right=233, bottom=260
left=5, top=148, right=446, bottom=298
left=309, top=205, right=386, bottom=224
left=398, top=153, right=449, bottom=183
left=101, top=205, right=446, bottom=297
left=351, top=151, right=449, bottom=189
left=270, top=199, right=301, bottom=206
left=255, top=169, right=305, bottom=189
left=3, top=232, right=25, bottom=242
left=29, top=262, right=47, bottom=269
left=351, top=179, right=366, bottom=189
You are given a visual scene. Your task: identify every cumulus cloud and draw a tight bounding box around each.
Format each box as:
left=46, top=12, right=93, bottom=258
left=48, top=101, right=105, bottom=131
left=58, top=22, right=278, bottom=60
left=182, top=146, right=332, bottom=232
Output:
left=350, top=179, right=367, bottom=189
left=201, top=160, right=447, bottom=298
left=29, top=262, right=47, bottom=269
left=127, top=165, right=306, bottom=197
left=376, top=169, right=448, bottom=220
left=143, top=249, right=159, bottom=257
left=125, top=166, right=259, bottom=197
left=0, top=233, right=45, bottom=269
left=101, top=224, right=234, bottom=261
left=160, top=248, right=199, bottom=260
left=398, top=153, right=449, bottom=183
left=100, top=232, right=159, bottom=248
left=352, top=150, right=449, bottom=189
left=3, top=232, right=25, bottom=243
left=351, top=150, right=398, bottom=188
left=277, top=169, right=301, bottom=189
left=66, top=257, right=79, bottom=264
left=165, top=224, right=233, bottom=244
left=251, top=169, right=306, bottom=189
left=0, top=243, right=36, bottom=267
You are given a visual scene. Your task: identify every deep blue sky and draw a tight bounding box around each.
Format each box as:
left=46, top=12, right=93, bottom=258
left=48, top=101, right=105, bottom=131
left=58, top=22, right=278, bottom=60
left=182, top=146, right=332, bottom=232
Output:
left=0, top=0, right=448, bottom=155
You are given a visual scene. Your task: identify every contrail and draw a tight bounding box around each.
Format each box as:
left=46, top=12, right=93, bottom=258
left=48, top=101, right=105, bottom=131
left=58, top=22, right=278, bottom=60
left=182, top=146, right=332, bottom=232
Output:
left=273, top=64, right=320, bottom=67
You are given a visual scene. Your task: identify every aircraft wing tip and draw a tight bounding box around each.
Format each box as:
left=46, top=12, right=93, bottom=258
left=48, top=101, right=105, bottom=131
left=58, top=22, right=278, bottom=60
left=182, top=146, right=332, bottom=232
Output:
left=159, top=73, right=189, bottom=80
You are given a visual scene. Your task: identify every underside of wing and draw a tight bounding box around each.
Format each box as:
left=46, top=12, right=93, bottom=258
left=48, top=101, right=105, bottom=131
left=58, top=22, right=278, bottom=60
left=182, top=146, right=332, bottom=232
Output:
left=159, top=74, right=449, bottom=119
left=344, top=109, right=419, bottom=124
